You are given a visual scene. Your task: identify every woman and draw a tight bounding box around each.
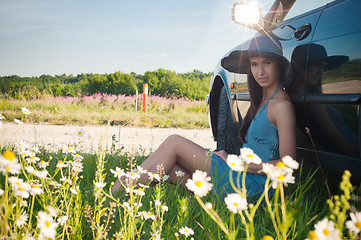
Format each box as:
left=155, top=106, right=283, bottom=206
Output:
left=112, top=34, right=296, bottom=198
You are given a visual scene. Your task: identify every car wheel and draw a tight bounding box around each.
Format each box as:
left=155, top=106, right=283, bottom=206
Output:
left=216, top=86, right=242, bottom=154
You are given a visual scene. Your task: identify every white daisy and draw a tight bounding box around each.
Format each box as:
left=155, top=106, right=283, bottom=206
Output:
left=21, top=107, right=31, bottom=115
left=110, top=167, right=125, bottom=178
left=45, top=206, right=58, bottom=217
left=269, top=170, right=295, bottom=189
left=75, top=128, right=85, bottom=137
left=126, top=171, right=140, bottom=180
left=15, top=212, right=29, bottom=227
left=38, top=160, right=49, bottom=168
left=148, top=172, right=161, bottom=181
left=14, top=118, right=23, bottom=125
left=346, top=211, right=361, bottom=235
left=224, top=193, right=248, bottom=214
left=0, top=151, right=21, bottom=175
left=162, top=174, right=170, bottom=181
left=161, top=205, right=169, bottom=212
left=175, top=170, right=185, bottom=178
left=281, top=155, right=299, bottom=170
left=56, top=160, right=66, bottom=168
left=314, top=218, right=338, bottom=240
left=37, top=211, right=58, bottom=239
left=134, top=186, right=146, bottom=196
left=226, top=154, right=245, bottom=172
left=29, top=183, right=44, bottom=195
left=185, top=170, right=213, bottom=197
left=65, top=146, right=76, bottom=154
left=9, top=177, right=31, bottom=198
left=57, top=215, right=68, bottom=226
left=179, top=226, right=194, bottom=237
left=240, top=147, right=262, bottom=164
left=34, top=170, right=48, bottom=179
left=25, top=153, right=40, bottom=164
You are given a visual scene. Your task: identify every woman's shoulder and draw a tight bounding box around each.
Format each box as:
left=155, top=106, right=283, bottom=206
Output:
left=268, top=91, right=295, bottom=122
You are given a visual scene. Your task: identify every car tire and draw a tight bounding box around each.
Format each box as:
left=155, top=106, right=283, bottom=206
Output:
left=216, top=86, right=242, bottom=154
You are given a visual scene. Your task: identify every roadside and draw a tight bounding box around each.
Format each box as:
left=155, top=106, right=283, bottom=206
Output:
left=1, top=123, right=216, bottom=155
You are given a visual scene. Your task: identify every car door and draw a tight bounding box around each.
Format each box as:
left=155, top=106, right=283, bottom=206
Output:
left=293, top=0, right=361, bottom=177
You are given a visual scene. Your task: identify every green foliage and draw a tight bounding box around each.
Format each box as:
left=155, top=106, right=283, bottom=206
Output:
left=0, top=69, right=211, bottom=101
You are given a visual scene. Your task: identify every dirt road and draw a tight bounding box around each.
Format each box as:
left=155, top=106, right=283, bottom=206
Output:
left=1, top=123, right=216, bottom=155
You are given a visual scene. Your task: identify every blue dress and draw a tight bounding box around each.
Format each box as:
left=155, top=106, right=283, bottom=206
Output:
left=210, top=87, right=281, bottom=199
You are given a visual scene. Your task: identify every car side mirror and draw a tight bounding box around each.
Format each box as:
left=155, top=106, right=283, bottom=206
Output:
left=231, top=3, right=263, bottom=31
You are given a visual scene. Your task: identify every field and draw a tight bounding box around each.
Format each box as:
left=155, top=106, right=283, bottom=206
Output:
left=1, top=94, right=361, bottom=239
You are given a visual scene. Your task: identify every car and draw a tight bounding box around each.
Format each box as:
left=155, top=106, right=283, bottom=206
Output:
left=208, top=0, right=361, bottom=177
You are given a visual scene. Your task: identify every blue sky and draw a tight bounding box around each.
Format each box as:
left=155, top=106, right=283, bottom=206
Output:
left=0, top=0, right=327, bottom=77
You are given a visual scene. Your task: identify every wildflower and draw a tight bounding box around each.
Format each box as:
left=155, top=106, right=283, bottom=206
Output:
left=134, top=186, right=146, bottom=196
left=148, top=172, right=161, bottom=181
left=179, top=226, right=194, bottom=237
left=346, top=211, right=361, bottom=235
left=37, top=211, right=58, bottom=239
left=34, top=170, right=48, bottom=179
left=262, top=236, right=274, bottom=240
left=94, top=182, right=106, bottom=188
left=314, top=218, right=338, bottom=240
left=26, top=153, right=40, bottom=164
left=72, top=153, right=83, bottom=160
left=15, top=212, right=29, bottom=227
left=75, top=128, right=85, bottom=137
left=224, top=193, right=248, bottom=214
left=70, top=186, right=79, bottom=195
left=144, top=211, right=155, bottom=220
left=60, top=177, right=71, bottom=183
left=110, top=167, right=125, bottom=178
left=126, top=171, right=140, bottom=180
left=205, top=202, right=212, bottom=209
left=65, top=146, right=76, bottom=154
left=9, top=176, right=31, bottom=198
left=57, top=215, right=68, bottom=226
left=185, top=170, right=213, bottom=197
left=0, top=151, right=22, bottom=175
left=269, top=169, right=295, bottom=189
left=21, top=107, right=31, bottom=115
left=29, top=183, right=44, bottom=195
left=240, top=147, right=262, bottom=164
left=71, top=161, right=83, bottom=173
left=38, top=160, right=49, bottom=168
left=56, top=160, right=66, bottom=168
left=226, top=154, right=245, bottom=172
left=45, top=206, right=58, bottom=217
left=14, top=118, right=23, bottom=124
left=161, top=205, right=169, bottom=212
left=31, top=145, right=40, bottom=154
left=175, top=170, right=185, bottom=177
left=136, top=166, right=147, bottom=174
left=162, top=174, right=170, bottom=181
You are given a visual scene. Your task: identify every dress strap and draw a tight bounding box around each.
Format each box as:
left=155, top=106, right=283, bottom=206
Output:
left=266, top=86, right=281, bottom=105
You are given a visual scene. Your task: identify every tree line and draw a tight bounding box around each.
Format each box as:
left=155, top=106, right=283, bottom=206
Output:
left=0, top=69, right=211, bottom=100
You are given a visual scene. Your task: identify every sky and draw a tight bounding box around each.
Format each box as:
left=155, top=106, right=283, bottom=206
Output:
left=0, top=0, right=327, bottom=77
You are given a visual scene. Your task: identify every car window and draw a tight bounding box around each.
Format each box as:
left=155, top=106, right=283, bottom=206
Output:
left=284, top=0, right=331, bottom=20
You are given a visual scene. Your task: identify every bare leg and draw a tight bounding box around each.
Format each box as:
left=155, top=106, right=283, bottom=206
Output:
left=112, top=134, right=212, bottom=192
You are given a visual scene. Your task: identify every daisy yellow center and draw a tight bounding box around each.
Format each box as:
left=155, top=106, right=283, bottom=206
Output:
left=231, top=162, right=236, bottom=166
left=277, top=175, right=285, bottom=180
left=69, top=160, right=73, bottom=163
left=131, top=173, right=135, bottom=176
left=246, top=154, right=253, bottom=158
left=16, top=182, right=21, bottom=186
left=195, top=181, right=202, bottom=187
left=3, top=151, right=16, bottom=161
left=78, top=131, right=82, bottom=135
left=30, top=156, right=35, bottom=159
left=67, top=147, right=72, bottom=151
left=184, top=230, right=189, bottom=233
left=116, top=170, right=120, bottom=173
left=307, top=230, right=318, bottom=239
left=58, top=160, right=63, bottom=164
left=147, top=212, right=151, bottom=216
left=45, top=220, right=51, bottom=228
left=356, top=221, right=361, bottom=229
left=18, top=187, right=25, bottom=192
left=138, top=187, right=143, bottom=191
left=33, top=185, right=40, bottom=188
left=276, top=162, right=286, bottom=168
left=6, top=167, right=12, bottom=171
left=262, top=236, right=274, bottom=240
left=40, top=160, right=45, bottom=163
left=233, top=202, right=239, bottom=207
left=323, top=228, right=330, bottom=236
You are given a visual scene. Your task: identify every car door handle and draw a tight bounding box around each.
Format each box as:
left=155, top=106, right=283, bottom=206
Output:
left=294, top=23, right=312, bottom=40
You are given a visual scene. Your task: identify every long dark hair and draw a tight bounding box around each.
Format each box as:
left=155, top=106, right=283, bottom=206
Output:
left=239, top=57, right=286, bottom=142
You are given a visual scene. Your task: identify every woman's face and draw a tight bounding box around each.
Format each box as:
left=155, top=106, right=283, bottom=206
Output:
left=249, top=56, right=280, bottom=89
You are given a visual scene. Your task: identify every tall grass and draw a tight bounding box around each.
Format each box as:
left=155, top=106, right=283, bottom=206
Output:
left=0, top=91, right=208, bottom=128
left=1, top=106, right=361, bottom=239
